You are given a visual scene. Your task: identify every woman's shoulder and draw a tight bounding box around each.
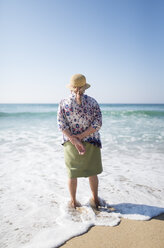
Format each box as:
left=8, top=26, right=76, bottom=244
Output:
left=84, top=94, right=99, bottom=106
left=58, top=96, right=72, bottom=107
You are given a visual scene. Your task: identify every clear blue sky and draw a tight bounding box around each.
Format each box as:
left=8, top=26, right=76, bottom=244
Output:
left=0, top=0, right=164, bottom=103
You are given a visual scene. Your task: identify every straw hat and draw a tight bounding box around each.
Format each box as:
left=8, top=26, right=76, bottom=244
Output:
left=66, top=74, right=90, bottom=91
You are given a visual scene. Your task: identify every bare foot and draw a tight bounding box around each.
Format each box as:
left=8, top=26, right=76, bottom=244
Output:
left=69, top=200, right=81, bottom=209
left=89, top=198, right=116, bottom=211
left=89, top=197, right=100, bottom=209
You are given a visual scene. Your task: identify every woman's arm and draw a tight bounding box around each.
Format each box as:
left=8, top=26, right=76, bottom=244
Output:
left=62, top=129, right=72, bottom=140
left=62, top=129, right=86, bottom=155
left=57, top=100, right=85, bottom=154
left=75, top=101, right=102, bottom=140
left=62, top=129, right=78, bottom=145
left=74, top=126, right=96, bottom=140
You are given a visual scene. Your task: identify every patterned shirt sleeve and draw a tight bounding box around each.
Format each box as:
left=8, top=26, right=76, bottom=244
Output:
left=57, top=100, right=70, bottom=131
left=90, top=100, right=102, bottom=131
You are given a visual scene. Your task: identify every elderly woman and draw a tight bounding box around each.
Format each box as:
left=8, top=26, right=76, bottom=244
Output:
left=57, top=74, right=103, bottom=209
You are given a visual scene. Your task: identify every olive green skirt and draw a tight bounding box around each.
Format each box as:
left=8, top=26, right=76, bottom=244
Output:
left=63, top=141, right=103, bottom=178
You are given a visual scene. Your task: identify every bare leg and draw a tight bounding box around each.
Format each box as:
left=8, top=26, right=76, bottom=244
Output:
left=89, top=175, right=100, bottom=208
left=68, top=178, right=79, bottom=208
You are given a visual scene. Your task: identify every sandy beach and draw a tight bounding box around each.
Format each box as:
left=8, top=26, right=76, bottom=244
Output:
left=61, top=213, right=164, bottom=248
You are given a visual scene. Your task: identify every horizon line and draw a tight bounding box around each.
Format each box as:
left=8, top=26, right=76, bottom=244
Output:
left=0, top=102, right=164, bottom=105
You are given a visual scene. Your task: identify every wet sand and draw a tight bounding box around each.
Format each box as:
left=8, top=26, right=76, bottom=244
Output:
left=61, top=213, right=164, bottom=248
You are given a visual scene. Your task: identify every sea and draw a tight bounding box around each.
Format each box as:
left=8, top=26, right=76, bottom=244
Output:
left=0, top=103, right=164, bottom=248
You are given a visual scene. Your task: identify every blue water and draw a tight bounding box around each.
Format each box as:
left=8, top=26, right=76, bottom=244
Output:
left=1, top=103, right=164, bottom=151
left=0, top=103, right=164, bottom=117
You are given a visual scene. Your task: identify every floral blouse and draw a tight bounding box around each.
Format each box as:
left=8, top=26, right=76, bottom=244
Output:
left=57, top=92, right=102, bottom=148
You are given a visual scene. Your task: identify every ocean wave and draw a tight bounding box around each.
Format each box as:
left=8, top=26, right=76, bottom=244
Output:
left=0, top=111, right=57, bottom=118
left=102, top=110, right=164, bottom=117
left=0, top=110, right=164, bottom=118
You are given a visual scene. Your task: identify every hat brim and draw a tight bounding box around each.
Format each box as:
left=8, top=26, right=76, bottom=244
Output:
left=66, top=83, right=91, bottom=91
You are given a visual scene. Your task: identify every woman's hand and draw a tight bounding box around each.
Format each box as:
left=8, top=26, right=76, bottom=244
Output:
left=69, top=135, right=85, bottom=155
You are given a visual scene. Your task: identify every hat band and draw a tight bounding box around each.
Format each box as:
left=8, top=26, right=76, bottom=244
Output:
left=70, top=82, right=86, bottom=87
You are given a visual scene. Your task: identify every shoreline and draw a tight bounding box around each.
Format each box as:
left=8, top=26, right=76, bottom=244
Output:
left=61, top=213, right=164, bottom=248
